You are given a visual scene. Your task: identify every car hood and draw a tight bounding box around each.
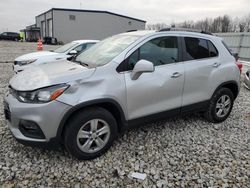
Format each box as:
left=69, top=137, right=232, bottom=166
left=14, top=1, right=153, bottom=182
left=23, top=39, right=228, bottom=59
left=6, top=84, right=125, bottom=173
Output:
left=10, top=60, right=95, bottom=91
left=15, top=51, right=60, bottom=61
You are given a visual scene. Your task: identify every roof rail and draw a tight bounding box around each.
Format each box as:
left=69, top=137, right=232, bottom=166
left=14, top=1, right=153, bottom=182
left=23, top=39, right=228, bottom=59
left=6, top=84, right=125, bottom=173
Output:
left=158, top=27, right=213, bottom=35
left=200, top=31, right=213, bottom=35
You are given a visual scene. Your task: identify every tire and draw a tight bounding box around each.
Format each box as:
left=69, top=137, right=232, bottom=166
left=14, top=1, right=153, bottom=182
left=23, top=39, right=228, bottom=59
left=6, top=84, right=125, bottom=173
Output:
left=64, top=107, right=118, bottom=160
left=204, top=88, right=234, bottom=123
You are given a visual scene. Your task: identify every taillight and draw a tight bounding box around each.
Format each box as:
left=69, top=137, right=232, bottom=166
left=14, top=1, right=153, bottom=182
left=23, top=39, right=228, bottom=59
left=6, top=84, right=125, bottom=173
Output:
left=236, top=61, right=242, bottom=73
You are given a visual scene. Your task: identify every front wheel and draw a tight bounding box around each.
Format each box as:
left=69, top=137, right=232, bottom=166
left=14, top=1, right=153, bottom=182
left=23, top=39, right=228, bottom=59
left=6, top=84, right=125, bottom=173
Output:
left=204, top=88, right=234, bottom=123
left=64, top=107, right=117, bottom=160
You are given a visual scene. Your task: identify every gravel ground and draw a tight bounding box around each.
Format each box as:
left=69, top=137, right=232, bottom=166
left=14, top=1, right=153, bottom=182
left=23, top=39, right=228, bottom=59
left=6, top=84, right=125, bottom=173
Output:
left=0, top=47, right=249, bottom=187
left=0, top=41, right=59, bottom=63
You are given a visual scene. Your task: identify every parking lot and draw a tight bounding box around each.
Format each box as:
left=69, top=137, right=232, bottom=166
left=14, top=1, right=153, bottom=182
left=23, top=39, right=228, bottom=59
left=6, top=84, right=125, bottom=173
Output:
left=0, top=41, right=58, bottom=63
left=0, top=41, right=249, bottom=187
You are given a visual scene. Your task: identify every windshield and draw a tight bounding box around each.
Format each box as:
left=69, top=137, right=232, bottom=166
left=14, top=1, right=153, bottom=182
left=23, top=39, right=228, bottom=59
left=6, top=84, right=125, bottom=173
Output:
left=54, top=42, right=78, bottom=53
left=76, top=35, right=139, bottom=68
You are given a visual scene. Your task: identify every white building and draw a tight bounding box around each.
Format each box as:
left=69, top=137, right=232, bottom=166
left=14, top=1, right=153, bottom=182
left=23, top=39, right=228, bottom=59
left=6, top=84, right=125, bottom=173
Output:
left=35, top=8, right=146, bottom=43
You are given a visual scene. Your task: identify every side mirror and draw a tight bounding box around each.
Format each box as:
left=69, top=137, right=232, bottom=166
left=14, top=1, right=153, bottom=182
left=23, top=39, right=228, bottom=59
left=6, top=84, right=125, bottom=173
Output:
left=130, top=59, right=154, bottom=80
left=68, top=50, right=78, bottom=55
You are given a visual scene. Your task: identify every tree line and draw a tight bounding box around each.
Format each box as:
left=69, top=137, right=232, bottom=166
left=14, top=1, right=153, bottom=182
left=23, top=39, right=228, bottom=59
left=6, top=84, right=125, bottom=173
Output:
left=147, top=14, right=250, bottom=33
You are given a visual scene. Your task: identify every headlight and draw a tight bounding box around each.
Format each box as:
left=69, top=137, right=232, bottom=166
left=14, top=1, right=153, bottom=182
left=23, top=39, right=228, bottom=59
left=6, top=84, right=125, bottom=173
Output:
left=15, top=84, right=69, bottom=103
left=19, top=59, right=37, bottom=66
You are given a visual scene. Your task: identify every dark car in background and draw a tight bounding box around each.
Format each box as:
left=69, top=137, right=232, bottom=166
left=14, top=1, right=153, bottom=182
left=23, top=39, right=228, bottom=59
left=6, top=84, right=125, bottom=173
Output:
left=0, top=32, right=20, bottom=41
left=43, top=37, right=58, bottom=45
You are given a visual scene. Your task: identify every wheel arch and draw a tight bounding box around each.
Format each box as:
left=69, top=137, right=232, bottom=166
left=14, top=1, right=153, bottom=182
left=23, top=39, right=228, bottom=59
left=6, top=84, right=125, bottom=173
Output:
left=56, top=99, right=127, bottom=142
left=212, top=81, right=239, bottom=100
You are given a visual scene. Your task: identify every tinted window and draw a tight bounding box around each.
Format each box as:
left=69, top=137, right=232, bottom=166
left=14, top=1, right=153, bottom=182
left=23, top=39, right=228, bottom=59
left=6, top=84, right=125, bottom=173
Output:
left=208, top=41, right=218, bottom=57
left=9, top=32, right=18, bottom=36
left=127, top=36, right=179, bottom=70
left=185, top=37, right=209, bottom=60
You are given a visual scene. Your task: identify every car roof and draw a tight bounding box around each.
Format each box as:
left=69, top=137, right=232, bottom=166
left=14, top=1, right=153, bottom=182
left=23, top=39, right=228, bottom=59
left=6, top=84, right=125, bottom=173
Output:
left=72, top=40, right=100, bottom=44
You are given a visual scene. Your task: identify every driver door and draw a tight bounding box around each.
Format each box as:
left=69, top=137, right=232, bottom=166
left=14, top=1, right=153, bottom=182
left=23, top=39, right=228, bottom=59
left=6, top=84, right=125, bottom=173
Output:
left=123, top=36, right=185, bottom=120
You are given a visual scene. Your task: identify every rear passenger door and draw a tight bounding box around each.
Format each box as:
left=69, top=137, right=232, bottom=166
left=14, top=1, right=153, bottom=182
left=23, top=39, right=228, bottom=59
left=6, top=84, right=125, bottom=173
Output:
left=120, top=36, right=185, bottom=120
left=181, top=37, right=221, bottom=107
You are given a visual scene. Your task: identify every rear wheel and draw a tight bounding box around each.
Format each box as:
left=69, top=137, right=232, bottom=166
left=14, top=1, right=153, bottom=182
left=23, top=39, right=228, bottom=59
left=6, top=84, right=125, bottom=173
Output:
left=64, top=107, right=117, bottom=160
left=204, top=88, right=234, bottom=123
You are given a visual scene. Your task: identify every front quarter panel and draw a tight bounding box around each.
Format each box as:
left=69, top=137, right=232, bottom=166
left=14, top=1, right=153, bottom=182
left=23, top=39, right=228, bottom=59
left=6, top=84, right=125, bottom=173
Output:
left=56, top=62, right=128, bottom=119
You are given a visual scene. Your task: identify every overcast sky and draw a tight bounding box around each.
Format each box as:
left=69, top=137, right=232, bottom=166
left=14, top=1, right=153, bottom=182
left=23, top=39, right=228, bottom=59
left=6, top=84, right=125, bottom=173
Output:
left=0, top=0, right=249, bottom=32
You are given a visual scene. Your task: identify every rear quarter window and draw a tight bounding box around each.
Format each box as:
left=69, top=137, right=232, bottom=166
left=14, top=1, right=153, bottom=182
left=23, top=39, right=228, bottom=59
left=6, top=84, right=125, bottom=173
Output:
left=207, top=41, right=218, bottom=57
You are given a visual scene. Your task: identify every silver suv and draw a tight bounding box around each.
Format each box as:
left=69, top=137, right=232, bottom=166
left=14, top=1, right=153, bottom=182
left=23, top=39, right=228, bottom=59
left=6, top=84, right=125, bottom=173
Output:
left=4, top=30, right=241, bottom=159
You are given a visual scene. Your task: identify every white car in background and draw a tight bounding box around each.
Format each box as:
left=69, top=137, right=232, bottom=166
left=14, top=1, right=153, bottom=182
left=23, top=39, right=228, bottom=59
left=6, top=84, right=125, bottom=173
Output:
left=13, top=40, right=99, bottom=73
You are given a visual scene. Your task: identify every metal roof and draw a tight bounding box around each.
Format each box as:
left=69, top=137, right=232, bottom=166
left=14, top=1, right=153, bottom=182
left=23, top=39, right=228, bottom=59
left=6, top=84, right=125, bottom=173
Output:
left=36, top=8, right=146, bottom=23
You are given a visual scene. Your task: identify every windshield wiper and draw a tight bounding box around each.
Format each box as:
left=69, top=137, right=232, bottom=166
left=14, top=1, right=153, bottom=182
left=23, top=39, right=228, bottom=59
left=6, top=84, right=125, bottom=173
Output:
left=74, top=60, right=89, bottom=67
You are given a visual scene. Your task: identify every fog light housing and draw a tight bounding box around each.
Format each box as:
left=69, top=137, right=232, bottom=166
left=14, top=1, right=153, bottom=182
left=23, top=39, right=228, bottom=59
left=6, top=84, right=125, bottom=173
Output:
left=19, top=120, right=45, bottom=139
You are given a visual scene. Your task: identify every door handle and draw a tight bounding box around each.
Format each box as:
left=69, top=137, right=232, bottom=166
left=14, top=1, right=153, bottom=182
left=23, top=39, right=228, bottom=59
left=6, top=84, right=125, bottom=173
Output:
left=213, top=62, right=221, bottom=68
left=171, top=72, right=182, bottom=78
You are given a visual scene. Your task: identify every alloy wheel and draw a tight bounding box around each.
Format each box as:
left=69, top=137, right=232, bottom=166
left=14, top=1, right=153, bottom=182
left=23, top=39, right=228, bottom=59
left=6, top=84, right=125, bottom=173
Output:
left=215, top=95, right=231, bottom=118
left=77, top=119, right=111, bottom=153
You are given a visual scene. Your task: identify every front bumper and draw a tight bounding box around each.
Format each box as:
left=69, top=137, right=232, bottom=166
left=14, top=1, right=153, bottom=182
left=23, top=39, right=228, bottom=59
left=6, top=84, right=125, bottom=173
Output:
left=3, top=93, right=72, bottom=144
left=244, top=71, right=250, bottom=89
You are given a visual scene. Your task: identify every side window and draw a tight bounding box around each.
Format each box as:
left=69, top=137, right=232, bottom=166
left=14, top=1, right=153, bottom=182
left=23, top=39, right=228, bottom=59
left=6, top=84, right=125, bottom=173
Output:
left=126, top=36, right=179, bottom=70
left=184, top=37, right=209, bottom=60
left=140, top=36, right=179, bottom=66
left=74, top=44, right=87, bottom=53
left=128, top=49, right=139, bottom=70
left=207, top=41, right=218, bottom=57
